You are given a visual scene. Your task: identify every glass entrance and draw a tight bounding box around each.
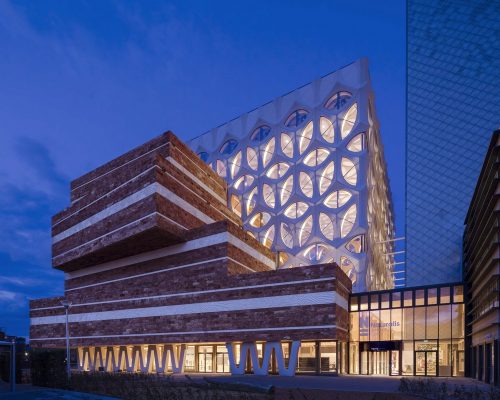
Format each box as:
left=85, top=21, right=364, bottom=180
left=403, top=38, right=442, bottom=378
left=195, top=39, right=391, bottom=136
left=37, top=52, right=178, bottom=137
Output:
left=369, top=351, right=389, bottom=375
left=390, top=350, right=400, bottom=375
left=415, top=351, right=437, bottom=376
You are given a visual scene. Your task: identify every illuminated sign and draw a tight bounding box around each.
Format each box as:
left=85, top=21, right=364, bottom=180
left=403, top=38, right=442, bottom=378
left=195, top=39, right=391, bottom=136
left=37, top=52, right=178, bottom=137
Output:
left=370, top=321, right=400, bottom=328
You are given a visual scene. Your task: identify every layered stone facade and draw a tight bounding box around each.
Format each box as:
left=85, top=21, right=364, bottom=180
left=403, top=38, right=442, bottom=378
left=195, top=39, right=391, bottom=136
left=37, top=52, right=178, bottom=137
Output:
left=30, top=131, right=351, bottom=376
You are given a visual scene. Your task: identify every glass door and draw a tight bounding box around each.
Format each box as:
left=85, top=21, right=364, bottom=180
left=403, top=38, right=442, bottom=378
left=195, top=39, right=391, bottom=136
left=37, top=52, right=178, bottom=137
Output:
left=369, top=351, right=389, bottom=375
left=390, top=350, right=400, bottom=375
left=426, top=351, right=437, bottom=376
left=415, top=351, right=437, bottom=376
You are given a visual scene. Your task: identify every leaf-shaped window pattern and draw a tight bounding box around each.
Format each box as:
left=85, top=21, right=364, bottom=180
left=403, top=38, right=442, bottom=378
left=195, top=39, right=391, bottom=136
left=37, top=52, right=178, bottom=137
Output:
left=346, top=234, right=365, bottom=253
left=341, top=103, right=357, bottom=139
left=285, top=109, right=309, bottom=128
left=261, top=137, right=275, bottom=168
left=260, top=224, right=275, bottom=249
left=303, top=243, right=329, bottom=262
left=246, top=147, right=258, bottom=170
left=340, top=256, right=356, bottom=284
left=249, top=212, right=271, bottom=228
left=281, top=223, right=294, bottom=249
left=281, top=132, right=294, bottom=158
left=298, top=121, right=313, bottom=155
left=319, top=213, right=334, bottom=240
left=298, top=215, right=313, bottom=246
left=299, top=172, right=313, bottom=198
left=262, top=183, right=276, bottom=208
left=320, top=116, right=334, bottom=143
left=284, top=202, right=309, bottom=219
left=303, top=148, right=330, bottom=167
left=266, top=162, right=290, bottom=179
left=198, top=152, right=209, bottom=162
left=246, top=187, right=258, bottom=215
left=318, top=161, right=334, bottom=195
left=341, top=204, right=357, bottom=238
left=228, top=151, right=242, bottom=178
left=325, top=91, right=352, bottom=110
left=230, top=194, right=242, bottom=218
left=347, top=133, right=364, bottom=152
left=323, top=190, right=352, bottom=209
left=280, top=175, right=293, bottom=205
left=234, top=175, right=255, bottom=190
left=250, top=125, right=271, bottom=142
left=216, top=160, right=227, bottom=177
left=220, top=139, right=238, bottom=155
left=341, top=157, right=358, bottom=185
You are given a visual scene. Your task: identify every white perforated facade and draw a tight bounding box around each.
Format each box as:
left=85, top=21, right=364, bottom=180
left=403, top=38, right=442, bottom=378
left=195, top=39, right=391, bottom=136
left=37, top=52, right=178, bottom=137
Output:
left=188, top=58, right=394, bottom=292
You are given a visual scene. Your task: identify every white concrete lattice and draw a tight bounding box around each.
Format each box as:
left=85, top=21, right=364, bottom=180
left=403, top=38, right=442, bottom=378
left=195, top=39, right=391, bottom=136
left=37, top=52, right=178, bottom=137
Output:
left=188, top=59, right=395, bottom=292
left=77, top=342, right=301, bottom=376
left=78, top=344, right=185, bottom=373
left=226, top=341, right=301, bottom=377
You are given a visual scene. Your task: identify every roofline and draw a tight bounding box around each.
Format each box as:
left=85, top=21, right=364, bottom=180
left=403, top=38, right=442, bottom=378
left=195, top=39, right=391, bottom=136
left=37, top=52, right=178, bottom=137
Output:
left=464, top=129, right=500, bottom=223
left=187, top=58, right=367, bottom=143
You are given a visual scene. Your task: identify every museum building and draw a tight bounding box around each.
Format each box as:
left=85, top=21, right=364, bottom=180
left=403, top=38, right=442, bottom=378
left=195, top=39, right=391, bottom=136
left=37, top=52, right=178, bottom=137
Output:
left=29, top=60, right=466, bottom=377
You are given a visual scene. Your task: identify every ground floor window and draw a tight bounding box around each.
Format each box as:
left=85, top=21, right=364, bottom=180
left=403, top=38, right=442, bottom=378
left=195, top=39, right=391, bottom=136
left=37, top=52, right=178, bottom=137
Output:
left=297, top=342, right=317, bottom=372
left=296, top=340, right=342, bottom=374
left=349, top=339, right=465, bottom=377
left=320, top=342, right=337, bottom=372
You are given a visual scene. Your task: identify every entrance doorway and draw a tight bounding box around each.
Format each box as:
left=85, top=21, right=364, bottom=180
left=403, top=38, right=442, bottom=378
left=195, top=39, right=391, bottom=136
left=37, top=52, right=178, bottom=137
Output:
left=369, top=351, right=389, bottom=375
left=415, top=351, right=437, bottom=376
left=361, top=342, right=401, bottom=376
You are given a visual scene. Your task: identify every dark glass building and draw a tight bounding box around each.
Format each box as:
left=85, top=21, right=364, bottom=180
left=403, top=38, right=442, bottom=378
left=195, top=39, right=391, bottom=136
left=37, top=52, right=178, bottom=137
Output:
left=463, top=130, right=500, bottom=384
left=406, top=0, right=500, bottom=286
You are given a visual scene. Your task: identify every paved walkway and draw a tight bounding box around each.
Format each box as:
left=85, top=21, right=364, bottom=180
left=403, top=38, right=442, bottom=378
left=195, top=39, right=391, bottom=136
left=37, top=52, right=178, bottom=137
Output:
left=0, top=375, right=493, bottom=398
left=184, top=373, right=492, bottom=393
left=0, top=383, right=118, bottom=400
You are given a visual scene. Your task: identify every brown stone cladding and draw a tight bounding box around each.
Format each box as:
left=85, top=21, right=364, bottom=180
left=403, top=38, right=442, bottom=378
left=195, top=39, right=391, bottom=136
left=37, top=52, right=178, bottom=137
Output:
left=52, top=132, right=242, bottom=272
left=30, top=130, right=352, bottom=351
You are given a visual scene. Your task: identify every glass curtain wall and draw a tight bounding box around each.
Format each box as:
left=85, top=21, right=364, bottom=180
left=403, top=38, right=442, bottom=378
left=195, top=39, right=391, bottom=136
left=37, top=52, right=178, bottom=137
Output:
left=349, top=284, right=464, bottom=376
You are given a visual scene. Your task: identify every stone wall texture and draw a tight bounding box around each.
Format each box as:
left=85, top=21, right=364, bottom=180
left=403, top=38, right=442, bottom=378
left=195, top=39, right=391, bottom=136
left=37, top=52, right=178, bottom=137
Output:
left=30, top=131, right=352, bottom=349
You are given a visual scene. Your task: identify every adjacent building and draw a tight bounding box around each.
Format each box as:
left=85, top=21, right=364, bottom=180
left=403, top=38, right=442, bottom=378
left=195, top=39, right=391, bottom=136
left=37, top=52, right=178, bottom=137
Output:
left=463, top=130, right=500, bottom=384
left=406, top=0, right=500, bottom=286
left=188, top=58, right=395, bottom=293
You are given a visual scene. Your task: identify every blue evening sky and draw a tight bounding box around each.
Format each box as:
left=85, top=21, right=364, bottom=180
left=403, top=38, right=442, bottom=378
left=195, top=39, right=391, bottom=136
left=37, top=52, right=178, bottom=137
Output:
left=0, top=0, right=405, bottom=337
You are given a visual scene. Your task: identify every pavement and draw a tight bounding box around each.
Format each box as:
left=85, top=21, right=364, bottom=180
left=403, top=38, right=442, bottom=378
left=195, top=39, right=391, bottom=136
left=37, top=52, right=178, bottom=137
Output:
left=174, top=373, right=493, bottom=393
left=0, top=382, right=118, bottom=400
left=0, top=374, right=493, bottom=399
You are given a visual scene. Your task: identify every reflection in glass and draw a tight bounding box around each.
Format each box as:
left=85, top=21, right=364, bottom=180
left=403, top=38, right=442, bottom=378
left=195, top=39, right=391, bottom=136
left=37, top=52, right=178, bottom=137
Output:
left=280, top=175, right=293, bottom=205
left=298, top=342, right=317, bottom=372
left=347, top=133, right=364, bottom=152
left=247, top=147, right=258, bottom=170
left=341, top=103, right=357, bottom=139
left=341, top=157, right=358, bottom=185
left=325, top=91, right=352, bottom=110
left=262, top=183, right=275, bottom=208
left=320, top=342, right=337, bottom=372
left=319, top=213, right=334, bottom=240
left=261, top=138, right=275, bottom=168
left=320, top=116, right=334, bottom=143
left=318, top=161, right=334, bottom=195
left=426, top=306, right=439, bottom=339
left=281, top=133, right=294, bottom=158
left=341, top=204, right=357, bottom=237
left=298, top=121, right=313, bottom=154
